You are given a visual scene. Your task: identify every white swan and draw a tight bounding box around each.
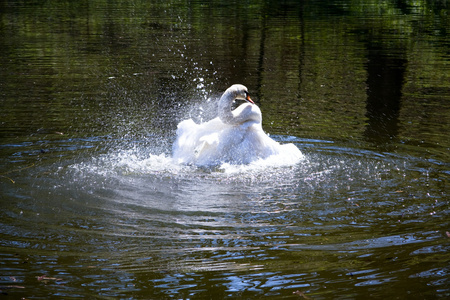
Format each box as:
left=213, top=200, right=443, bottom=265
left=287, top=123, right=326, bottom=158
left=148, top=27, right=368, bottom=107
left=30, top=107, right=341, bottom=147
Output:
left=172, top=84, right=303, bottom=166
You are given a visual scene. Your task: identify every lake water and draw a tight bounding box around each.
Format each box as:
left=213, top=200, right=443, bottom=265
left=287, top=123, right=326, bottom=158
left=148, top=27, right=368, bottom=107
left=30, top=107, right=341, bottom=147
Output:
left=1, top=0, right=449, bottom=299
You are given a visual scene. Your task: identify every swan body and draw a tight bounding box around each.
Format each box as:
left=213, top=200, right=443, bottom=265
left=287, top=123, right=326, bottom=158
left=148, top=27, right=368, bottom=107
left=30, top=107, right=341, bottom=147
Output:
left=172, top=84, right=303, bottom=166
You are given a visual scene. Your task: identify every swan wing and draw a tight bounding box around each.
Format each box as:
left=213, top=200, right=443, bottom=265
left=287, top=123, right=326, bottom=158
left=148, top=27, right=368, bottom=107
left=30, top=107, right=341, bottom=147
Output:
left=172, top=118, right=226, bottom=164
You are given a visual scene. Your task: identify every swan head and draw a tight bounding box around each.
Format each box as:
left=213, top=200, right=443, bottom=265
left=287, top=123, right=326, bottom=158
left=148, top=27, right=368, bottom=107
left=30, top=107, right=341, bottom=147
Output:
left=219, top=84, right=261, bottom=125
left=225, top=84, right=255, bottom=104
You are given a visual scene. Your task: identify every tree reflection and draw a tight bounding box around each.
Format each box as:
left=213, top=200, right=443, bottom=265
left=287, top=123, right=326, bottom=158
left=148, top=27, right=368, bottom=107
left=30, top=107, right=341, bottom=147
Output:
left=364, top=45, right=407, bottom=145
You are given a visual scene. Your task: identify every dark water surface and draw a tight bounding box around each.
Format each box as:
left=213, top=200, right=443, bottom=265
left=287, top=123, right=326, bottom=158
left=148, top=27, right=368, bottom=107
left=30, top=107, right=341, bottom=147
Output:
left=1, top=1, right=449, bottom=299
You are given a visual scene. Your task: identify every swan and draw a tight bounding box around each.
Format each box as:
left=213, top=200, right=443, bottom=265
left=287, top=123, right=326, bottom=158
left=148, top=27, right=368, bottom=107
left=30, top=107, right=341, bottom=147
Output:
left=172, top=84, right=303, bottom=166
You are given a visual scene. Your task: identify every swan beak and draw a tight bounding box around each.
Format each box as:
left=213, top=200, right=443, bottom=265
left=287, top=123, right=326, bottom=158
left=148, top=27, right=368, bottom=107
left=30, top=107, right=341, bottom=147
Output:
left=246, top=94, right=255, bottom=104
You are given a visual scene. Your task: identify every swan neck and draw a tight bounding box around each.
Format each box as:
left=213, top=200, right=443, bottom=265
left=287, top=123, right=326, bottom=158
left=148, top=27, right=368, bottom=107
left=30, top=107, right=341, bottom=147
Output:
left=218, top=91, right=237, bottom=125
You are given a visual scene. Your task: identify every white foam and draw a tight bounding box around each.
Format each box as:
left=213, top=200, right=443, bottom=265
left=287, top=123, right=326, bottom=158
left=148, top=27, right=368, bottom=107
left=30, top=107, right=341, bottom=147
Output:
left=218, top=143, right=305, bottom=174
left=70, top=143, right=305, bottom=179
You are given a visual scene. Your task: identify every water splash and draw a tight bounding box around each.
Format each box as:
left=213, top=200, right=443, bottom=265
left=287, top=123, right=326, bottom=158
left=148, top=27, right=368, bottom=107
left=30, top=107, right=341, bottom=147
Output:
left=71, top=140, right=307, bottom=180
